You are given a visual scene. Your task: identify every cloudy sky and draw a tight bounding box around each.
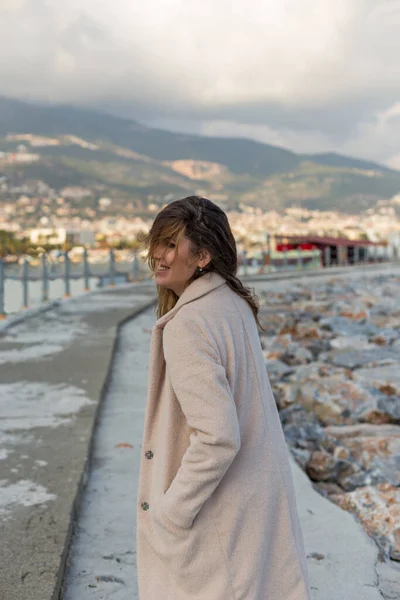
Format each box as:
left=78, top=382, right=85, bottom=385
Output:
left=1, top=0, right=400, bottom=167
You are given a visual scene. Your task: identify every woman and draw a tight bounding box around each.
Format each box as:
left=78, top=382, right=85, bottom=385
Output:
left=137, top=196, right=310, bottom=600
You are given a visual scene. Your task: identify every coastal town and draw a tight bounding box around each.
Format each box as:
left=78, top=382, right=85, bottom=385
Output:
left=1, top=144, right=400, bottom=263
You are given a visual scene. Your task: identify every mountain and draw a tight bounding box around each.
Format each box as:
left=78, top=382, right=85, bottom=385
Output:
left=1, top=96, right=400, bottom=213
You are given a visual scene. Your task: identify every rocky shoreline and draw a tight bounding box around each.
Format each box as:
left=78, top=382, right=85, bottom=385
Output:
left=258, top=271, right=400, bottom=564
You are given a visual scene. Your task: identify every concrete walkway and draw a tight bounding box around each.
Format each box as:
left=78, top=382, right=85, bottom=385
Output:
left=0, top=283, right=157, bottom=600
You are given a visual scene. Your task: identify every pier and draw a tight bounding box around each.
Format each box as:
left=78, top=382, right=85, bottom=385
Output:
left=0, top=264, right=399, bottom=599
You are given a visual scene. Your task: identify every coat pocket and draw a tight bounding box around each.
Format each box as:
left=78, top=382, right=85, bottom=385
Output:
left=151, top=498, right=231, bottom=598
left=152, top=499, right=190, bottom=540
left=149, top=496, right=191, bottom=565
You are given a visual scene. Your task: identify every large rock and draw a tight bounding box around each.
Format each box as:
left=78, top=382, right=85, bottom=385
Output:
left=330, top=335, right=374, bottom=350
left=265, top=359, right=294, bottom=383
left=325, top=424, right=400, bottom=487
left=304, top=338, right=332, bottom=360
left=326, top=347, right=398, bottom=370
left=369, top=328, right=399, bottom=346
left=320, top=316, right=379, bottom=337
left=353, top=365, right=400, bottom=395
left=294, top=321, right=322, bottom=340
left=331, top=484, right=400, bottom=561
left=298, top=377, right=377, bottom=425
left=286, top=362, right=348, bottom=383
left=377, top=395, right=400, bottom=422
left=306, top=450, right=357, bottom=483
left=281, top=346, right=314, bottom=366
left=262, top=333, right=296, bottom=360
left=280, top=406, right=327, bottom=452
left=273, top=382, right=300, bottom=409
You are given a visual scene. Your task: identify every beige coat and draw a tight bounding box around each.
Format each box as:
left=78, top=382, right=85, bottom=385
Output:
left=137, top=272, right=310, bottom=600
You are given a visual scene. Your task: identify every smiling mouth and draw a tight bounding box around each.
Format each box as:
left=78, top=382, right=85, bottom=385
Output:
left=157, top=266, right=170, bottom=271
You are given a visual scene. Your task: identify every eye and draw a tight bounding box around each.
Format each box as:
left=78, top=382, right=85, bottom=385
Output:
left=168, top=241, right=176, bottom=249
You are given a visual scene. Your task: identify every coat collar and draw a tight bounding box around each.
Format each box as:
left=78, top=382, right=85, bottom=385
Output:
left=155, top=271, right=227, bottom=330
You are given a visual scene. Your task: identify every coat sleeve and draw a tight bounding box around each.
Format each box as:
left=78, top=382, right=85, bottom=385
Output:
left=161, top=315, right=241, bottom=531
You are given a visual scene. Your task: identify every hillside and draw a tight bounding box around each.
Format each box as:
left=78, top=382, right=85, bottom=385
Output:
left=1, top=96, right=400, bottom=213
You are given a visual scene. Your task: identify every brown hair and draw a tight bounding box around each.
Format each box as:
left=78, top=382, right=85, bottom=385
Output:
left=141, top=196, right=263, bottom=328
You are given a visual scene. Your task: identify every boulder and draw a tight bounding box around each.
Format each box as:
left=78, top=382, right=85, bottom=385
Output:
left=286, top=362, right=347, bottom=383
left=369, top=328, right=399, bottom=346
left=306, top=450, right=357, bottom=483
left=281, top=346, right=313, bottom=366
left=330, top=335, right=373, bottom=350
left=262, top=333, right=295, bottom=360
left=294, top=321, right=322, bottom=339
left=377, top=395, right=400, bottom=422
left=320, top=316, right=379, bottom=337
left=304, top=338, right=332, bottom=360
left=298, top=377, right=376, bottom=425
left=327, top=347, right=398, bottom=369
left=273, top=382, right=299, bottom=409
left=331, top=484, right=400, bottom=561
left=352, top=365, right=400, bottom=395
left=265, top=359, right=294, bottom=383
left=325, top=423, right=400, bottom=487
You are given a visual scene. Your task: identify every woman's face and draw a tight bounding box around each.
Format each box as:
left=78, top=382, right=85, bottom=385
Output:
left=153, top=236, right=199, bottom=297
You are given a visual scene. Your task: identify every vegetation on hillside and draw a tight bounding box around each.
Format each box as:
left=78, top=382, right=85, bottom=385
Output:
left=1, top=97, right=400, bottom=214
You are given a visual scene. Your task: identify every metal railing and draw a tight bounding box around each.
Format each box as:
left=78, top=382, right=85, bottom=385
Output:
left=0, top=249, right=148, bottom=318
left=0, top=243, right=392, bottom=319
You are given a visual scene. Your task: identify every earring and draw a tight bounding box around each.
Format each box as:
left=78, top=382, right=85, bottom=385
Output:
left=198, top=267, right=203, bottom=272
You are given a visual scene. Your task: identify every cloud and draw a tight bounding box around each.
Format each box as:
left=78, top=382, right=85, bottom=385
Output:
left=0, top=0, right=400, bottom=164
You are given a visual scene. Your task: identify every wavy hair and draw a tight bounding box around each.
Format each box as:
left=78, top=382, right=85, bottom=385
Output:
left=141, top=196, right=263, bottom=328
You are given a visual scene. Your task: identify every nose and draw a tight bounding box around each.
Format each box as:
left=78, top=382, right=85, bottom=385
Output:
left=152, top=244, right=164, bottom=261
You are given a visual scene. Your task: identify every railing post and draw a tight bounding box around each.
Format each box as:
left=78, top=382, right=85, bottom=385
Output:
left=109, top=249, right=116, bottom=286
left=324, top=246, right=330, bottom=267
left=283, top=249, right=288, bottom=270
left=297, top=247, right=302, bottom=270
left=83, top=248, right=90, bottom=291
left=41, top=253, right=49, bottom=303
left=64, top=251, right=71, bottom=297
left=0, top=258, right=5, bottom=318
left=243, top=251, right=248, bottom=277
left=22, top=258, right=29, bottom=308
left=266, top=233, right=272, bottom=273
left=132, top=252, right=139, bottom=281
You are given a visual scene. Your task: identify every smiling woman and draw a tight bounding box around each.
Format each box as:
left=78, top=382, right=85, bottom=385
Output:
left=140, top=195, right=257, bottom=319
left=153, top=236, right=208, bottom=298
left=136, top=196, right=310, bottom=600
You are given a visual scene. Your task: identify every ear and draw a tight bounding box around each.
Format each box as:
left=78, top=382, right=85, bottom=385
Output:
left=198, top=249, right=212, bottom=268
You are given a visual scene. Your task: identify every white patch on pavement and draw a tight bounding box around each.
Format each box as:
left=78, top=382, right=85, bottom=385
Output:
left=0, top=382, right=95, bottom=432
left=2, top=318, right=87, bottom=346
left=0, top=344, right=63, bottom=365
left=62, top=293, right=138, bottom=314
left=0, top=315, right=90, bottom=363
left=0, top=479, right=56, bottom=517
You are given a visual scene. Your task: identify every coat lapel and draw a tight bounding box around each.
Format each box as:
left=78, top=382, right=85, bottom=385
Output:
left=154, top=272, right=227, bottom=331
left=144, top=272, right=227, bottom=426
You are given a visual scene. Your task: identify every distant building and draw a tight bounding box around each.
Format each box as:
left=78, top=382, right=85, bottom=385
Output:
left=29, top=227, right=95, bottom=247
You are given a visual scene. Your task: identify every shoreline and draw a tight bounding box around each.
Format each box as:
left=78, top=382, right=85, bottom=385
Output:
left=254, top=267, right=400, bottom=568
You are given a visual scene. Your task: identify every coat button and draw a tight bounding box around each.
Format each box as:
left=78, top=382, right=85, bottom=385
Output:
left=145, top=450, right=154, bottom=459
left=141, top=502, right=149, bottom=511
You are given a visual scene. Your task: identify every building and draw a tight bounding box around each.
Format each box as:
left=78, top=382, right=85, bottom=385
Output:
left=29, top=227, right=95, bottom=247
